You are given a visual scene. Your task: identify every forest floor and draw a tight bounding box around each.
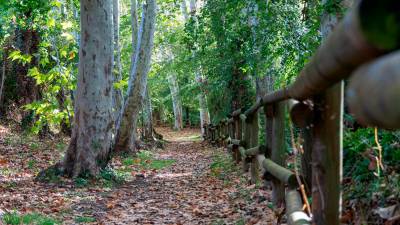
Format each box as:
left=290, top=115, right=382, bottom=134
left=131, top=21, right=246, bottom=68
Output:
left=0, top=125, right=276, bottom=225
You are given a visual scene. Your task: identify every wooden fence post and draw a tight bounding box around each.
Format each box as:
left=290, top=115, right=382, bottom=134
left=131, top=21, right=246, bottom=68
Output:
left=271, top=101, right=286, bottom=207
left=211, top=125, right=216, bottom=144
left=248, top=113, right=259, bottom=184
left=288, top=100, right=313, bottom=191
left=312, top=83, right=343, bottom=225
left=241, top=114, right=250, bottom=173
left=234, top=116, right=242, bottom=163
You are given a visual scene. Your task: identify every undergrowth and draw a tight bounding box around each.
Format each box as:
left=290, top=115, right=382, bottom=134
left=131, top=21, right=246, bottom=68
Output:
left=2, top=212, right=59, bottom=225
left=121, top=150, right=176, bottom=170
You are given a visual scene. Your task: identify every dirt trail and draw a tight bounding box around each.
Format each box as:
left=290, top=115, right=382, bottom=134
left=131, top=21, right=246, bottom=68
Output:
left=0, top=127, right=274, bottom=225
left=104, top=128, right=274, bottom=224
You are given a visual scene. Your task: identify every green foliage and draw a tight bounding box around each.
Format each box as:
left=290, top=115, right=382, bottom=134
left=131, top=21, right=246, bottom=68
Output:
left=2, top=212, right=59, bottom=225
left=210, top=152, right=237, bottom=180
left=27, top=159, right=36, bottom=169
left=74, top=216, right=96, bottom=224
left=122, top=150, right=176, bottom=170
left=343, top=127, right=400, bottom=201
left=1, top=0, right=77, bottom=134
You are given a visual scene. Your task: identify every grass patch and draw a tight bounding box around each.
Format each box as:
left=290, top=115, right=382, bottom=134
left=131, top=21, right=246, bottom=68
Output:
left=2, top=212, right=59, bottom=225
left=55, top=142, right=66, bottom=151
left=122, top=150, right=175, bottom=170
left=210, top=152, right=237, bottom=180
left=74, top=216, right=96, bottom=223
left=27, top=159, right=36, bottom=170
left=72, top=168, right=128, bottom=188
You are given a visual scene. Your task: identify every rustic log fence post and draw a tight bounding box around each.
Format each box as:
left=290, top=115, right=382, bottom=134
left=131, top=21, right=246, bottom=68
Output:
left=248, top=113, right=259, bottom=184
left=233, top=112, right=242, bottom=164
left=311, top=84, right=343, bottom=225
left=240, top=114, right=251, bottom=173
left=271, top=101, right=286, bottom=207
left=288, top=100, right=314, bottom=191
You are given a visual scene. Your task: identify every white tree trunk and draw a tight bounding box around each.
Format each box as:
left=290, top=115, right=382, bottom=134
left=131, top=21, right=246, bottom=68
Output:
left=186, top=0, right=209, bottom=135
left=62, top=0, right=114, bottom=177
left=114, top=0, right=156, bottom=152
left=143, top=86, right=154, bottom=140
left=131, top=0, right=139, bottom=60
left=180, top=0, right=189, bottom=21
left=195, top=70, right=210, bottom=136
left=189, top=0, right=196, bottom=14
left=113, top=0, right=123, bottom=121
left=168, top=74, right=183, bottom=131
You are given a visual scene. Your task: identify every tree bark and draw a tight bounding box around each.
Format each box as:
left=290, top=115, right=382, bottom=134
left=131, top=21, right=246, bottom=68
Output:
left=180, top=0, right=189, bottom=21
left=0, top=55, right=6, bottom=108
left=168, top=73, right=183, bottom=131
left=112, top=0, right=123, bottom=122
left=131, top=0, right=139, bottom=61
left=187, top=0, right=210, bottom=135
left=62, top=0, right=114, bottom=177
left=196, top=71, right=210, bottom=136
left=14, top=28, right=41, bottom=123
left=143, top=86, right=154, bottom=140
left=114, top=0, right=157, bottom=152
left=189, top=0, right=196, bottom=14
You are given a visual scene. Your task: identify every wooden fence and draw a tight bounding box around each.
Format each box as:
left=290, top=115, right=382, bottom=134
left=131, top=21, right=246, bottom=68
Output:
left=204, top=1, right=400, bottom=225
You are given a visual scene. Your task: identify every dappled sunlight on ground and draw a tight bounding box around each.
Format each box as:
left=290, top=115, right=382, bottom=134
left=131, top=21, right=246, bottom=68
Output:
left=155, top=172, right=193, bottom=179
left=156, top=126, right=202, bottom=142
left=0, top=125, right=274, bottom=224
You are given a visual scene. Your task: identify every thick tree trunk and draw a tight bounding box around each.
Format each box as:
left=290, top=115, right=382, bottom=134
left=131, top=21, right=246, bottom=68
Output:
left=114, top=0, right=156, bottom=152
left=168, top=73, right=183, bottom=131
left=143, top=87, right=154, bottom=140
left=113, top=0, right=123, bottom=121
left=62, top=0, right=114, bottom=177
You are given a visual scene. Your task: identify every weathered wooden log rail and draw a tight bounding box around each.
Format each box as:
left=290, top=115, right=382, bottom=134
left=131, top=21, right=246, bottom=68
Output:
left=204, top=1, right=400, bottom=224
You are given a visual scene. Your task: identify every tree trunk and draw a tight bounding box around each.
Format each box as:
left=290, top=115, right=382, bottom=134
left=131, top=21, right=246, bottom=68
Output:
left=196, top=71, right=210, bottom=136
left=13, top=28, right=41, bottom=124
left=114, top=0, right=157, bottom=152
left=189, top=0, right=196, bottom=14
left=180, top=0, right=189, bottom=21
left=168, top=73, right=183, bottom=131
left=186, top=0, right=209, bottom=135
left=62, top=0, right=114, bottom=177
left=131, top=0, right=139, bottom=60
left=0, top=55, right=6, bottom=108
left=113, top=0, right=123, bottom=122
left=143, top=86, right=154, bottom=140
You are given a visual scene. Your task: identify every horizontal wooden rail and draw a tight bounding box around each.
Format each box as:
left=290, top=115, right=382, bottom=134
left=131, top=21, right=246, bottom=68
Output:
left=286, top=189, right=312, bottom=225
left=261, top=158, right=298, bottom=188
left=347, top=50, right=400, bottom=129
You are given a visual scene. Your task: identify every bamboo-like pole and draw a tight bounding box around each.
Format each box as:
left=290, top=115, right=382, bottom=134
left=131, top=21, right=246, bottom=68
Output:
left=261, top=158, right=297, bottom=187
left=347, top=50, right=400, bottom=129
left=285, top=188, right=311, bottom=225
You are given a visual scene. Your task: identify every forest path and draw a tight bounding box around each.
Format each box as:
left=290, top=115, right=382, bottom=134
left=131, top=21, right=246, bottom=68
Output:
left=0, top=126, right=274, bottom=225
left=104, top=127, right=274, bottom=224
